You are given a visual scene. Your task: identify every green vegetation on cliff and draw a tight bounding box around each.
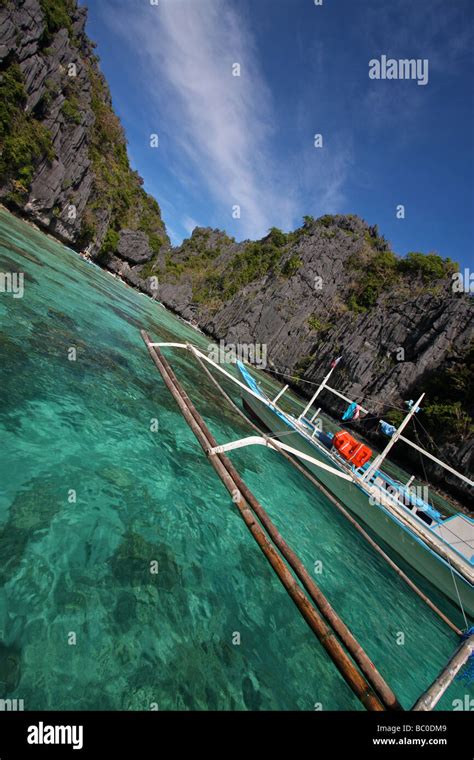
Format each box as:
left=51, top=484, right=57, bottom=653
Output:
left=307, top=315, right=333, bottom=332
left=386, top=343, right=473, bottom=445
left=39, top=0, right=75, bottom=40
left=40, top=0, right=76, bottom=37
left=0, top=63, right=54, bottom=198
left=420, top=343, right=473, bottom=442
left=176, top=226, right=302, bottom=307
left=346, top=248, right=457, bottom=312
left=399, top=252, right=458, bottom=281
left=61, top=96, right=82, bottom=124
left=224, top=233, right=285, bottom=293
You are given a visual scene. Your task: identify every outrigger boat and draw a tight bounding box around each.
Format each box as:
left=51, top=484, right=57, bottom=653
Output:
left=236, top=359, right=474, bottom=621
left=146, top=341, right=474, bottom=620
left=143, top=334, right=474, bottom=712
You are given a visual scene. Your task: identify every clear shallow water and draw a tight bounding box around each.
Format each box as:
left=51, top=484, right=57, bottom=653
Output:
left=0, top=208, right=471, bottom=711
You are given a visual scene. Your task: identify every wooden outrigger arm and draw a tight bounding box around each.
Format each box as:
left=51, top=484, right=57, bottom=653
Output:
left=209, top=435, right=353, bottom=481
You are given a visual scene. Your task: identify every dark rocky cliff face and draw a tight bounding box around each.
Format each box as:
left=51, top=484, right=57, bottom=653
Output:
left=0, top=2, right=472, bottom=504
left=0, top=0, right=168, bottom=256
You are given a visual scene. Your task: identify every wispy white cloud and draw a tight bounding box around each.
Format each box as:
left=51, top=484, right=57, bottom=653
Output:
left=165, top=224, right=181, bottom=247
left=182, top=215, right=199, bottom=236
left=100, top=0, right=350, bottom=240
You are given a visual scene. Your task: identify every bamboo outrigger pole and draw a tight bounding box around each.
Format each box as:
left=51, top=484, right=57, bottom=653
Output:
left=412, top=633, right=474, bottom=711
left=141, top=330, right=389, bottom=711
left=172, top=349, right=402, bottom=710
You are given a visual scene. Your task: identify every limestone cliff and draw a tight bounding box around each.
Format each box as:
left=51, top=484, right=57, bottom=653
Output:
left=0, top=0, right=168, bottom=256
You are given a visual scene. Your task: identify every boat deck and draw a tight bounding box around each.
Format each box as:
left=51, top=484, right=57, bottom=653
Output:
left=431, top=515, right=474, bottom=565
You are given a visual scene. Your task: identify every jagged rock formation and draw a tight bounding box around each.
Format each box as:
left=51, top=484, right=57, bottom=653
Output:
left=0, top=0, right=168, bottom=255
left=116, top=230, right=153, bottom=264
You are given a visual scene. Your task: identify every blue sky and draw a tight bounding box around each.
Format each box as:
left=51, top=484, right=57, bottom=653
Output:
left=82, top=0, right=473, bottom=267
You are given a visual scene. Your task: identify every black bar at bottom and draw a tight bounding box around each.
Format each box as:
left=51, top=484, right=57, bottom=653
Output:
left=0, top=710, right=472, bottom=757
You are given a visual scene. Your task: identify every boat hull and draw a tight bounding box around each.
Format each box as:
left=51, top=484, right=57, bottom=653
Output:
left=243, top=396, right=474, bottom=621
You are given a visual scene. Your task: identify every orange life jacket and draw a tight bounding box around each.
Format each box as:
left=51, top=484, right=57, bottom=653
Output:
left=333, top=431, right=372, bottom=468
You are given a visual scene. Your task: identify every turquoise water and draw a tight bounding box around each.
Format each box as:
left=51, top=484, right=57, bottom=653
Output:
left=0, top=208, right=471, bottom=711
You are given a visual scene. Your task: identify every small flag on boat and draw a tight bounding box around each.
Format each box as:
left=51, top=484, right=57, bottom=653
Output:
left=330, top=356, right=342, bottom=369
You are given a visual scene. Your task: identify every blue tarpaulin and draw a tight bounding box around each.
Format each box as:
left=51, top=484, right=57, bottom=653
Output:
left=380, top=420, right=397, bottom=437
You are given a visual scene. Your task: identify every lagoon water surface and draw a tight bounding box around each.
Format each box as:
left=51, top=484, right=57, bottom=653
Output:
left=0, top=208, right=471, bottom=710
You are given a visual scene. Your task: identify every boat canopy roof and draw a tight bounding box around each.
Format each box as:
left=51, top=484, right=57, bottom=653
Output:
left=431, top=515, right=474, bottom=566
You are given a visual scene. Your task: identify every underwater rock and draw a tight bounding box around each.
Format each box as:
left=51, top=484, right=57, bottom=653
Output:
left=110, top=531, right=181, bottom=591
left=0, top=641, right=21, bottom=694
left=0, top=479, right=64, bottom=583
left=99, top=467, right=135, bottom=490
left=9, top=480, right=62, bottom=531
left=1, top=240, right=44, bottom=266
left=0, top=526, right=29, bottom=585
left=242, top=674, right=262, bottom=711
left=122, top=684, right=159, bottom=711
left=110, top=533, right=181, bottom=591
left=53, top=579, right=88, bottom=613
left=47, top=308, right=77, bottom=330
left=113, top=592, right=137, bottom=631
left=109, top=304, right=146, bottom=330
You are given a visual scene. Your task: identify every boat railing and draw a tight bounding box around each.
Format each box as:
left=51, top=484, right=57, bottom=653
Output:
left=365, top=475, right=473, bottom=568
